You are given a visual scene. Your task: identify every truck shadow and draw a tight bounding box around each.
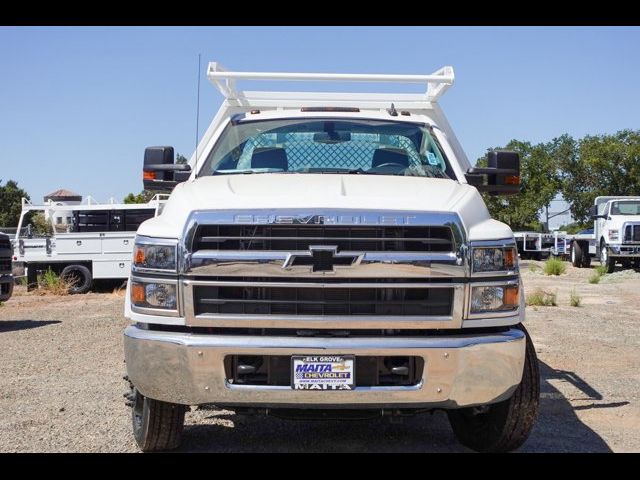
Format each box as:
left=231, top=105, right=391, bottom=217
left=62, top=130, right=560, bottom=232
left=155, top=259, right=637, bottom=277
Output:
left=178, top=359, right=617, bottom=452
left=0, top=319, right=61, bottom=333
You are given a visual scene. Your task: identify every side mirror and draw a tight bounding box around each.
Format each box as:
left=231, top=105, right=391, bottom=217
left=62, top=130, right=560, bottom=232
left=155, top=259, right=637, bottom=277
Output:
left=143, top=146, right=191, bottom=191
left=465, top=150, right=521, bottom=195
left=589, top=205, right=605, bottom=219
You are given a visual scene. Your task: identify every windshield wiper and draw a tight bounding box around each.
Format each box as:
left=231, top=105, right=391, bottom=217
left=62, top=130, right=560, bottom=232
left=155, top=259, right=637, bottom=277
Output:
left=299, top=167, right=368, bottom=174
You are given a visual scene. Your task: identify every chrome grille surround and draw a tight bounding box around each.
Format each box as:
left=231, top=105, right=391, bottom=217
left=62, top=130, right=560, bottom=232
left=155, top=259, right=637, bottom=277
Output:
left=178, top=209, right=469, bottom=329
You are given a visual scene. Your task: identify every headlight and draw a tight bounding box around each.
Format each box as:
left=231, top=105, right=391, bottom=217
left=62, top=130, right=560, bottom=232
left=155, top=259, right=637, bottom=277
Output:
left=472, top=246, right=517, bottom=273
left=470, top=285, right=519, bottom=313
left=608, top=230, right=619, bottom=241
left=133, top=239, right=177, bottom=271
left=131, top=281, right=177, bottom=310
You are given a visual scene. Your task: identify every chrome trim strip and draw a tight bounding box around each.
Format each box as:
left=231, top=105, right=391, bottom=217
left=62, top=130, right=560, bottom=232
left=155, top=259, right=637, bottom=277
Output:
left=130, top=275, right=181, bottom=318
left=124, top=324, right=525, bottom=348
left=188, top=250, right=461, bottom=278
left=183, top=279, right=459, bottom=288
left=225, top=381, right=425, bottom=392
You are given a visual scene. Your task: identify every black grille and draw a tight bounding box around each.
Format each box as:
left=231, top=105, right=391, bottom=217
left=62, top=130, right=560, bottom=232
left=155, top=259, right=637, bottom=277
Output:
left=0, top=236, right=10, bottom=250
left=193, top=225, right=454, bottom=252
left=194, top=285, right=453, bottom=316
left=625, top=225, right=640, bottom=243
left=225, top=355, right=423, bottom=387
left=0, top=259, right=10, bottom=272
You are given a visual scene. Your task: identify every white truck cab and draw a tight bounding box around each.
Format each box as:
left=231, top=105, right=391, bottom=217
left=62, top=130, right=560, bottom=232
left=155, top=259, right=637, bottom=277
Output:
left=570, top=196, right=640, bottom=272
left=123, top=63, right=539, bottom=452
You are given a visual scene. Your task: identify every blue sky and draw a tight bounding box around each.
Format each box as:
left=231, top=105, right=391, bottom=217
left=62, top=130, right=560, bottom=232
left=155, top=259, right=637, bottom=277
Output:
left=1, top=26, right=638, bottom=216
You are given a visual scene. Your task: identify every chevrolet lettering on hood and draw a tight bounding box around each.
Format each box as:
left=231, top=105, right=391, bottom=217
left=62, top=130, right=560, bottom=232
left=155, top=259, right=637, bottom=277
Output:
left=233, top=213, right=418, bottom=225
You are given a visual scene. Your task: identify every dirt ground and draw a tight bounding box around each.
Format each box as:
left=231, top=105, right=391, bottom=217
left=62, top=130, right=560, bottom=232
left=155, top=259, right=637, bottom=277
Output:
left=0, top=261, right=639, bottom=452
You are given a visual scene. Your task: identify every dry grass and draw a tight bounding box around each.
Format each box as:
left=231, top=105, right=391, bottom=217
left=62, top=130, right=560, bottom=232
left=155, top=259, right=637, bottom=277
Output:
left=36, top=268, right=75, bottom=296
left=526, top=288, right=557, bottom=306
left=569, top=289, right=581, bottom=307
left=543, top=257, right=567, bottom=276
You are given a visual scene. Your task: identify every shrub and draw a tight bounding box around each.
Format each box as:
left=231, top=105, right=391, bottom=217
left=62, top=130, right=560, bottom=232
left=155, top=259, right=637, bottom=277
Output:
left=526, top=289, right=557, bottom=306
left=588, top=273, right=601, bottom=284
left=37, top=268, right=74, bottom=295
left=595, top=265, right=608, bottom=276
left=569, top=289, right=581, bottom=307
left=543, top=257, right=567, bottom=276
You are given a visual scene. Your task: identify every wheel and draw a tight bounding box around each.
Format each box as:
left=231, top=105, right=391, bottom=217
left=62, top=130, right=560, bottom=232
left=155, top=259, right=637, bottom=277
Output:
left=582, top=250, right=591, bottom=268
left=599, top=241, right=616, bottom=274
left=571, top=241, right=583, bottom=268
left=621, top=259, right=632, bottom=269
left=60, top=264, right=93, bottom=294
left=131, top=388, right=186, bottom=452
left=447, top=324, right=540, bottom=452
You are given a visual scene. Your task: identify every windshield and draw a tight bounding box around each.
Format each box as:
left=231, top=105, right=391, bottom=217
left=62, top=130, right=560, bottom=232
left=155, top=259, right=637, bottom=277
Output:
left=200, top=118, right=452, bottom=178
left=610, top=201, right=640, bottom=215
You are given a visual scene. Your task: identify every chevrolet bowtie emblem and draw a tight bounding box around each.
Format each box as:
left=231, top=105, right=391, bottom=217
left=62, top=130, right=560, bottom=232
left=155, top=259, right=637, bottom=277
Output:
left=283, top=246, right=363, bottom=273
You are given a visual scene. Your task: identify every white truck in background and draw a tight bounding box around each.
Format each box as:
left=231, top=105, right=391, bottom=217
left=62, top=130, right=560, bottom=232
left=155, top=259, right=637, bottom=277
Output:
left=513, top=231, right=568, bottom=260
left=123, top=62, right=540, bottom=453
left=569, top=196, right=640, bottom=272
left=13, top=196, right=167, bottom=293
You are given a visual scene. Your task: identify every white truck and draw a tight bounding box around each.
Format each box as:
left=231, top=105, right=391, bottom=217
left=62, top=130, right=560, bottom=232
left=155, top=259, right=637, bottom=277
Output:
left=569, top=196, right=640, bottom=272
left=13, top=196, right=167, bottom=293
left=123, top=63, right=540, bottom=452
left=514, top=231, right=569, bottom=260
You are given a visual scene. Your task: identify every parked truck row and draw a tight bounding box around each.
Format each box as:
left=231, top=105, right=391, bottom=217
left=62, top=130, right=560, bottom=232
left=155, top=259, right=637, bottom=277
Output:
left=512, top=196, right=640, bottom=273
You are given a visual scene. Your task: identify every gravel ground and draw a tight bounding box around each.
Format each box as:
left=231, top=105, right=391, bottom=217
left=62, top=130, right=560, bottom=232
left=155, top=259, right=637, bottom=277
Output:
left=0, top=262, right=638, bottom=452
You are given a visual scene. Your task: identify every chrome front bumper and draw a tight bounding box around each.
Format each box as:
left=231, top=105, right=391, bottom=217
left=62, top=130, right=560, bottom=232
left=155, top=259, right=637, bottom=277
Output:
left=124, top=326, right=526, bottom=409
left=0, top=273, right=13, bottom=302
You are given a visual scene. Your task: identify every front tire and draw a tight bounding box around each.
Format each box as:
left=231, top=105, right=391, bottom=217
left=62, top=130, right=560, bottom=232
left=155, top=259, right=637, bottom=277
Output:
left=447, top=324, right=540, bottom=452
left=132, top=388, right=187, bottom=452
left=600, top=241, right=616, bottom=274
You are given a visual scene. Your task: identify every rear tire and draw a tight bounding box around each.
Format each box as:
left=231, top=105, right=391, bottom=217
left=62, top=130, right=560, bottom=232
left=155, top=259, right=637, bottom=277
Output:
left=447, top=324, right=540, bottom=452
left=132, top=388, right=186, bottom=452
left=60, top=264, right=92, bottom=294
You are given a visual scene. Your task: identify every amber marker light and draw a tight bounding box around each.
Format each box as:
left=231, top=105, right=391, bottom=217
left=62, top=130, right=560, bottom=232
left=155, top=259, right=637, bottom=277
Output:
left=504, top=247, right=517, bottom=269
left=134, top=246, right=145, bottom=266
left=143, top=170, right=156, bottom=180
left=503, top=285, right=519, bottom=308
left=131, top=282, right=146, bottom=304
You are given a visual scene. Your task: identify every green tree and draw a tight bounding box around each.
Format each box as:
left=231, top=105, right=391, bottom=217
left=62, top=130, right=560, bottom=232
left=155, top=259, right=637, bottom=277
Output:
left=560, top=130, right=640, bottom=223
left=476, top=140, right=561, bottom=231
left=123, top=190, right=155, bottom=204
left=0, top=179, right=30, bottom=227
left=176, top=153, right=188, bottom=164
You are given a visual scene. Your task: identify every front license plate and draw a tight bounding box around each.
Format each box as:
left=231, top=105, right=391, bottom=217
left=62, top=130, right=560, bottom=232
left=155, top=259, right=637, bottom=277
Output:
left=292, top=355, right=355, bottom=390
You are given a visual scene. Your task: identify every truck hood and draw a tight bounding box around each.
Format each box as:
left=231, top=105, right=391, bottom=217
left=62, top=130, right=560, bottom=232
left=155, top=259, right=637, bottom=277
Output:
left=138, top=174, right=513, bottom=241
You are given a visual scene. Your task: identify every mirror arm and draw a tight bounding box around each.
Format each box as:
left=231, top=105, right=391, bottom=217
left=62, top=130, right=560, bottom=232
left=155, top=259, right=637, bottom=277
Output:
left=144, top=164, right=191, bottom=172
